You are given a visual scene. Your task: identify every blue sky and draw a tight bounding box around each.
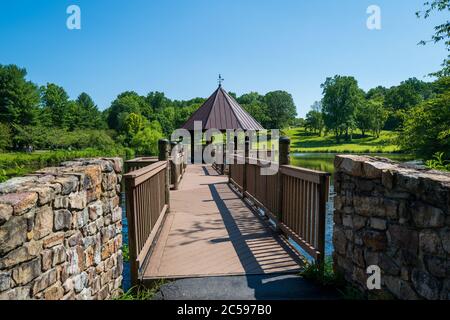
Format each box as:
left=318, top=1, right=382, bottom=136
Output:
left=0, top=0, right=447, bottom=117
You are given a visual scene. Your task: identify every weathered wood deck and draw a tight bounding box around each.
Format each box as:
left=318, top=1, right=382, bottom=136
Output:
left=142, top=164, right=304, bottom=280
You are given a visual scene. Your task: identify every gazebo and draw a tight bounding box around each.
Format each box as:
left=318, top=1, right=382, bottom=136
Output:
left=181, top=84, right=264, bottom=163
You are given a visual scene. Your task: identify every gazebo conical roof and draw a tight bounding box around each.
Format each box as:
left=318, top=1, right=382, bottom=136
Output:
left=182, top=86, right=264, bottom=131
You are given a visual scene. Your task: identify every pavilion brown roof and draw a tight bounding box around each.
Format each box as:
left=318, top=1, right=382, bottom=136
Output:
left=181, top=86, right=264, bottom=131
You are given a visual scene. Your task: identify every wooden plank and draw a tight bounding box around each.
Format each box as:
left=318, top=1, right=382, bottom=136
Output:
left=280, top=165, right=330, bottom=184
left=124, top=160, right=166, bottom=178
left=142, top=165, right=304, bottom=280
left=133, top=164, right=167, bottom=187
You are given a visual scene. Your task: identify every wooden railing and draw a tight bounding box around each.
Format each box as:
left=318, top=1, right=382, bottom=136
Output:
left=228, top=154, right=330, bottom=264
left=125, top=157, right=159, bottom=173
left=124, top=161, right=169, bottom=285
left=124, top=139, right=189, bottom=285
left=126, top=144, right=186, bottom=189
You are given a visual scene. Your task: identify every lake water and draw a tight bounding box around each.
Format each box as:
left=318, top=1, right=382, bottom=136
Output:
left=121, top=153, right=415, bottom=290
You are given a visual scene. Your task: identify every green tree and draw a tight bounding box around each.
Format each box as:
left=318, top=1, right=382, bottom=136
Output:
left=65, top=101, right=83, bottom=131
left=155, top=106, right=176, bottom=136
left=366, top=86, right=388, bottom=100
left=383, top=78, right=430, bottom=130
left=291, top=118, right=306, bottom=128
left=76, top=92, right=104, bottom=129
left=368, top=98, right=388, bottom=138
left=107, top=91, right=149, bottom=132
left=174, top=103, right=201, bottom=129
left=40, top=83, right=71, bottom=128
left=264, top=91, right=297, bottom=129
left=237, top=92, right=270, bottom=127
left=124, top=113, right=147, bottom=138
left=399, top=82, right=450, bottom=159
left=355, top=104, right=372, bottom=137
left=0, top=64, right=40, bottom=126
left=130, top=121, right=164, bottom=156
left=356, top=98, right=388, bottom=137
left=146, top=91, right=169, bottom=113
left=305, top=102, right=324, bottom=135
left=321, top=75, right=363, bottom=142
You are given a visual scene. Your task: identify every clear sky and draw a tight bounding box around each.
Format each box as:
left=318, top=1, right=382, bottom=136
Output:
left=0, top=0, right=447, bottom=117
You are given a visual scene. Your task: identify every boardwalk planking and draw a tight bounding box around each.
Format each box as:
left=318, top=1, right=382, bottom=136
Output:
left=143, top=165, right=303, bottom=279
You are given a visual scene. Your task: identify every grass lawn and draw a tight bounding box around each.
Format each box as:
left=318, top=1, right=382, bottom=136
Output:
left=284, top=127, right=401, bottom=153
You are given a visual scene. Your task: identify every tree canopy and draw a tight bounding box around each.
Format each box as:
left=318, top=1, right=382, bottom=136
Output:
left=321, top=75, right=364, bottom=142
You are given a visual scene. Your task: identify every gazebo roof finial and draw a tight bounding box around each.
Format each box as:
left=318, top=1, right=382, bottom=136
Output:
left=218, top=74, right=224, bottom=87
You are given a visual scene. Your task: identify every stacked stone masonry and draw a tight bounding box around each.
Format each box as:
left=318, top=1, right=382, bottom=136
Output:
left=333, top=155, right=450, bottom=300
left=0, top=158, right=123, bottom=300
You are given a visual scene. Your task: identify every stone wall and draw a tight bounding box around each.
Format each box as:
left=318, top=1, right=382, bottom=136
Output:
left=333, top=155, right=450, bottom=300
left=0, top=158, right=123, bottom=300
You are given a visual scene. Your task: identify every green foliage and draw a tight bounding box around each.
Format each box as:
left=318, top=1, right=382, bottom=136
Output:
left=425, top=152, right=450, bottom=171
left=398, top=86, right=450, bottom=159
left=286, top=127, right=400, bottom=153
left=236, top=90, right=297, bottom=129
left=155, top=106, right=175, bottom=136
left=305, top=111, right=324, bottom=135
left=263, top=90, right=297, bottom=129
left=117, top=280, right=168, bottom=300
left=130, top=121, right=164, bottom=156
left=321, top=75, right=364, bottom=142
left=299, top=257, right=345, bottom=288
left=40, top=83, right=71, bottom=128
left=0, top=123, right=11, bottom=151
left=0, top=64, right=40, bottom=126
left=0, top=147, right=134, bottom=180
left=356, top=98, right=388, bottom=137
left=76, top=92, right=105, bottom=129
left=146, top=91, right=169, bottom=113
left=383, top=78, right=431, bottom=129
left=124, top=113, right=147, bottom=138
left=299, top=258, right=368, bottom=300
left=12, top=126, right=119, bottom=151
left=107, top=91, right=149, bottom=132
left=237, top=92, right=272, bottom=128
left=122, top=244, right=129, bottom=262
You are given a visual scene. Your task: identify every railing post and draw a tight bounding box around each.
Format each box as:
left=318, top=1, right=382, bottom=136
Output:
left=221, top=142, right=225, bottom=175
left=125, top=178, right=139, bottom=287
left=277, top=136, right=290, bottom=221
left=317, top=175, right=329, bottom=267
left=159, top=139, right=170, bottom=209
left=242, top=137, right=249, bottom=198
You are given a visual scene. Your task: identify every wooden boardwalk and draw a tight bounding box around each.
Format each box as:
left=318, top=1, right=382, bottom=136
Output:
left=142, top=165, right=304, bottom=279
